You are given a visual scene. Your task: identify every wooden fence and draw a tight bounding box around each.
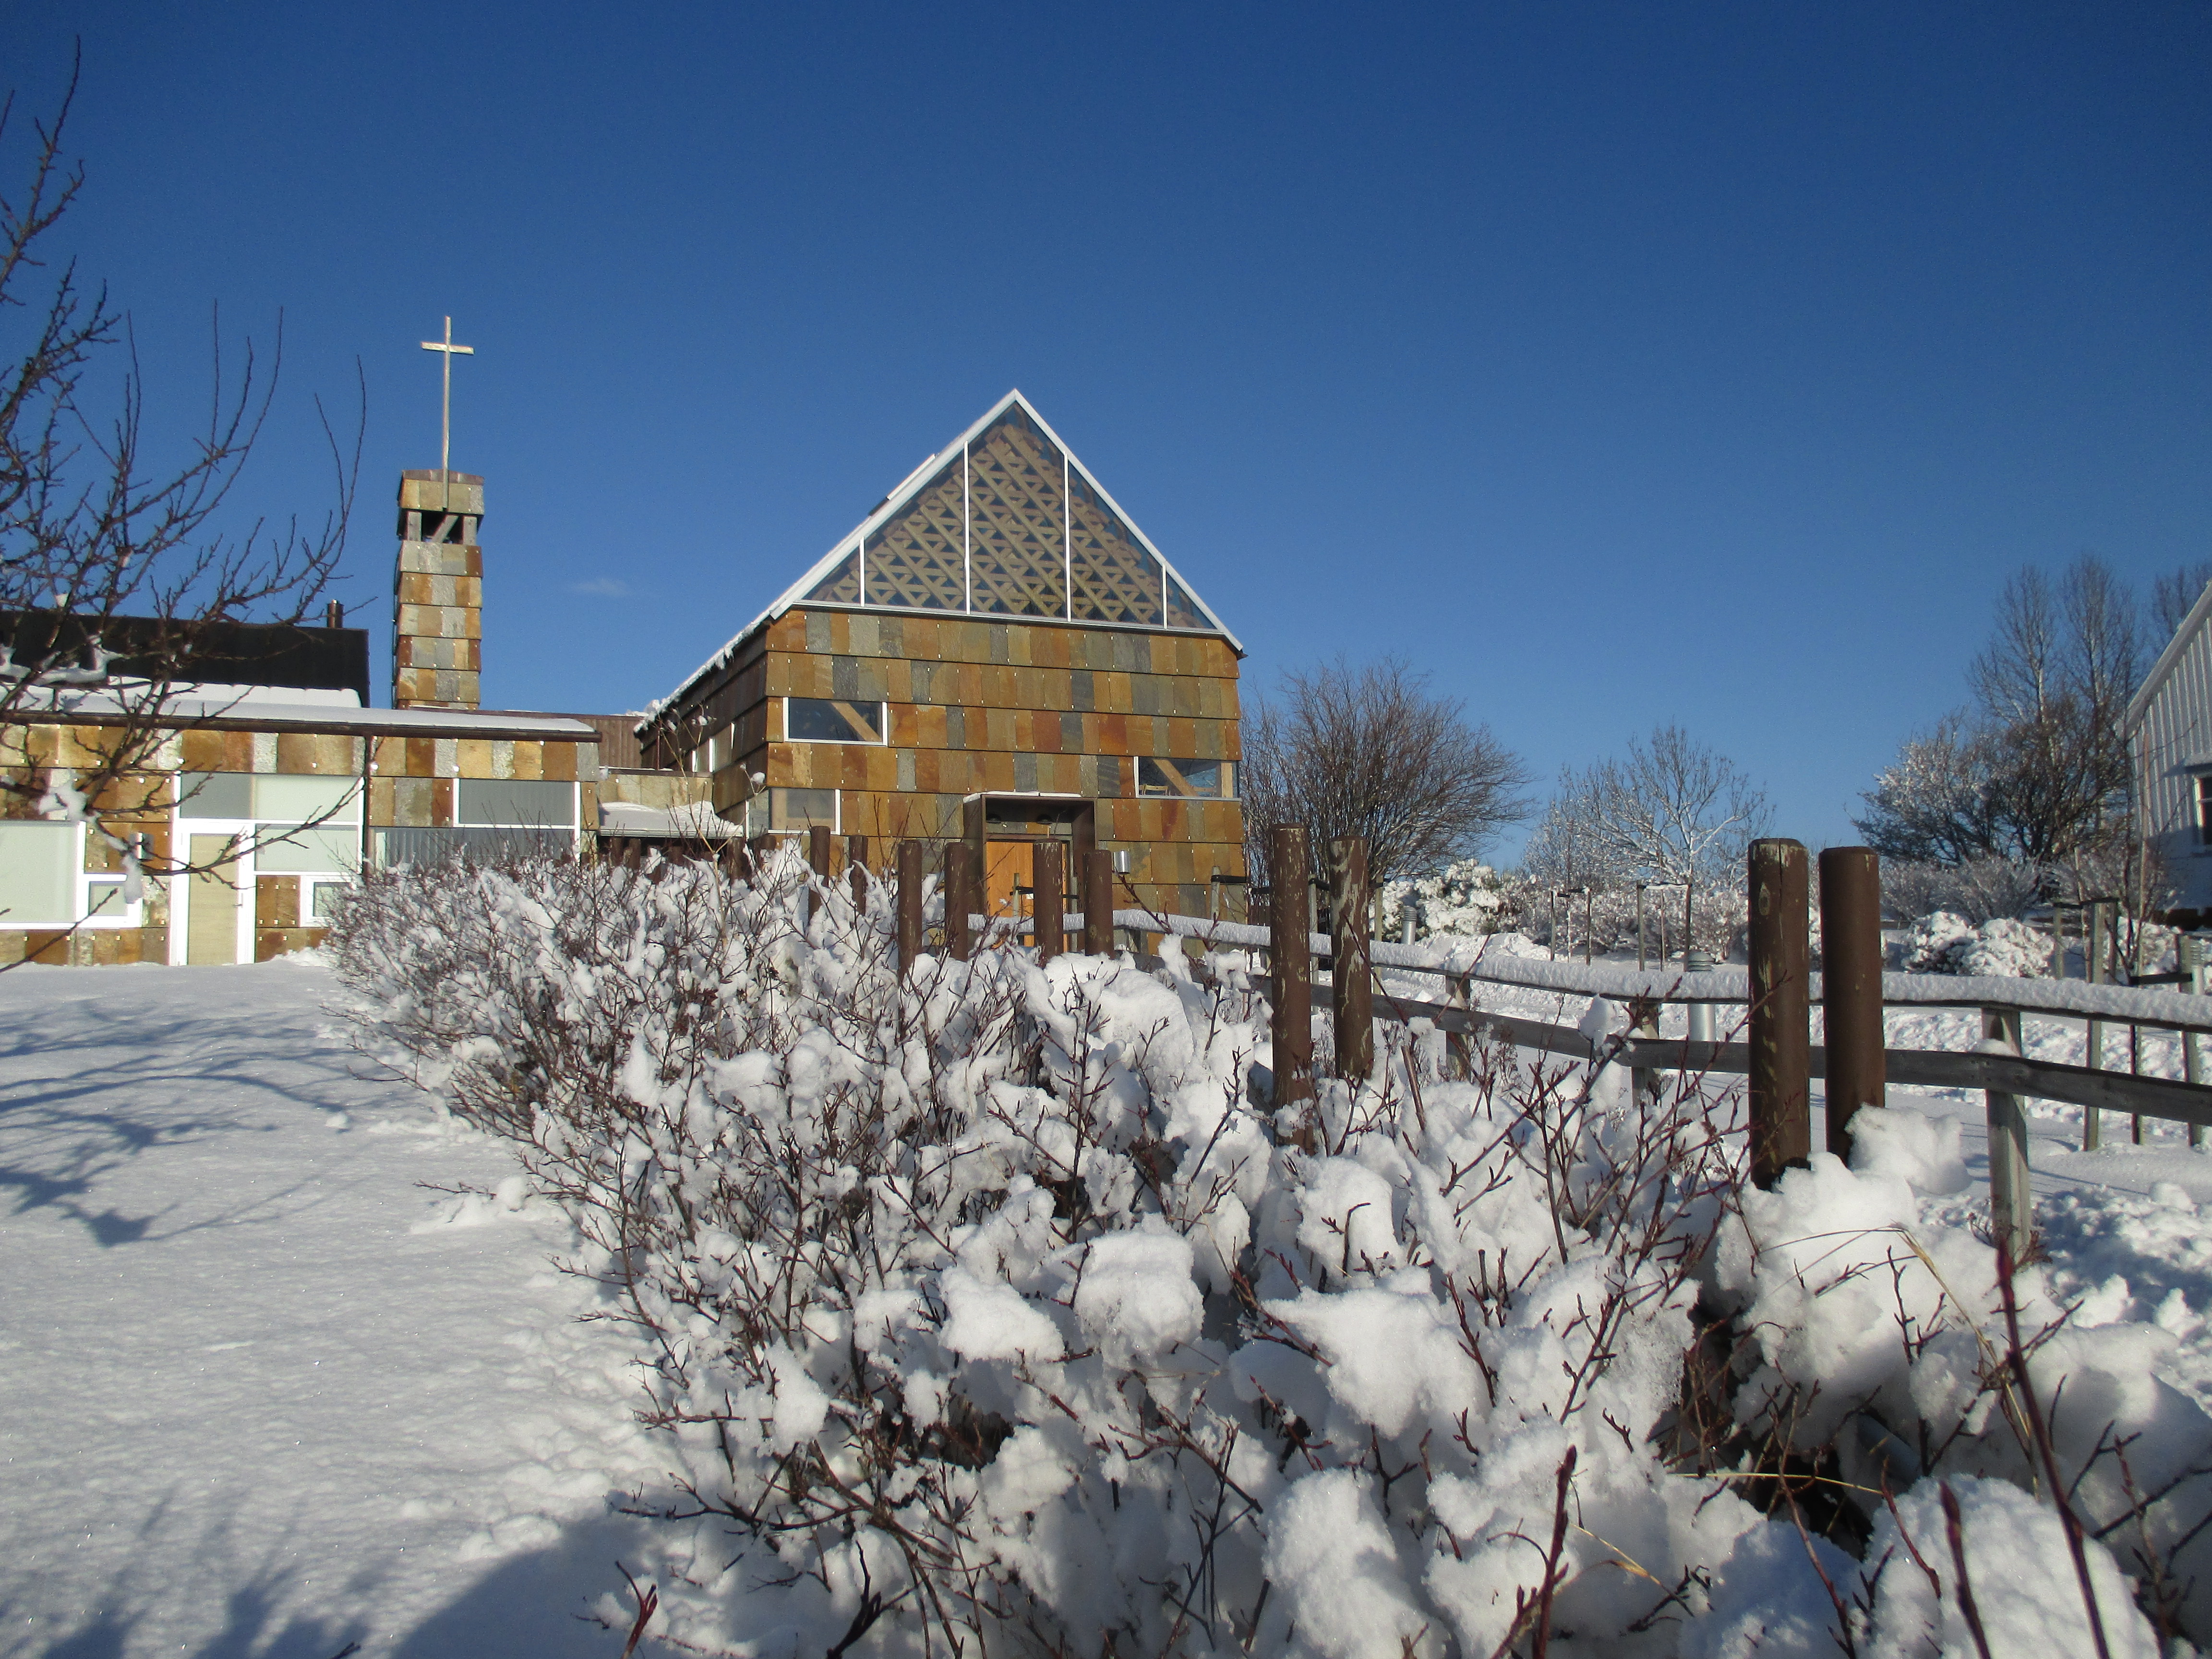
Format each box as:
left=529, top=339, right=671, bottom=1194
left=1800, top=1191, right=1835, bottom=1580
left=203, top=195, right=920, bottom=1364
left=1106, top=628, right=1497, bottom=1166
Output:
left=834, top=824, right=2212, bottom=1260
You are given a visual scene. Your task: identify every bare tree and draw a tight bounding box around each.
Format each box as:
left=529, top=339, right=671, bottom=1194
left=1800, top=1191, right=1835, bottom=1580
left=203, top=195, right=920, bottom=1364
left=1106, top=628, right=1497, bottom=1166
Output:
left=1533, top=724, right=1770, bottom=890
left=2152, top=559, right=2212, bottom=640
left=1858, top=555, right=2142, bottom=884
left=0, top=61, right=356, bottom=944
left=1239, top=655, right=1532, bottom=892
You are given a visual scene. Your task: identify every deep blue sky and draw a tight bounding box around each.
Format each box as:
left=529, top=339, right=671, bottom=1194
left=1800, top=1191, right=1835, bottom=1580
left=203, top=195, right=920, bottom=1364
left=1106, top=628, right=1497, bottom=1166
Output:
left=13, top=4, right=2210, bottom=857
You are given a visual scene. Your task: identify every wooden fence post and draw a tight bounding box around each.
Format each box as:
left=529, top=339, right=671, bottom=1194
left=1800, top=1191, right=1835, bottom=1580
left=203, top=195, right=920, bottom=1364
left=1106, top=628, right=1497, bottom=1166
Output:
left=1034, top=841, right=1064, bottom=964
left=1630, top=998, right=1659, bottom=1107
left=943, top=842, right=974, bottom=962
left=1446, top=973, right=1471, bottom=1081
left=847, top=834, right=870, bottom=913
left=1082, top=849, right=1114, bottom=956
left=2186, top=934, right=2206, bottom=1151
left=808, top=824, right=832, bottom=880
left=1984, top=1006, right=2032, bottom=1262
left=896, top=839, right=923, bottom=973
left=1271, top=824, right=1315, bottom=1124
left=1819, top=846, right=1886, bottom=1161
left=1329, top=835, right=1373, bottom=1083
left=1749, top=838, right=1812, bottom=1188
left=2086, top=900, right=2108, bottom=1151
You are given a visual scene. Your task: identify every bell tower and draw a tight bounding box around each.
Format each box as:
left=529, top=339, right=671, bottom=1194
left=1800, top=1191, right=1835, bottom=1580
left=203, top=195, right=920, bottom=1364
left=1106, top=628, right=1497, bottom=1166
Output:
left=393, top=316, right=482, bottom=709
left=391, top=470, right=483, bottom=708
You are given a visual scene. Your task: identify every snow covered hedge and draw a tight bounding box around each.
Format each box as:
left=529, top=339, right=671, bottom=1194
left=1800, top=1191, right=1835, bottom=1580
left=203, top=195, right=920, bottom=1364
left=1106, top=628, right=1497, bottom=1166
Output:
left=1897, top=912, right=2054, bottom=978
left=334, top=850, right=2210, bottom=1657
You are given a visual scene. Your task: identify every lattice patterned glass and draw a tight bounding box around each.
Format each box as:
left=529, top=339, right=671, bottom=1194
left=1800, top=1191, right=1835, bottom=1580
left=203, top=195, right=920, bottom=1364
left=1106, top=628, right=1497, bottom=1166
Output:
left=803, top=548, right=861, bottom=605
left=1165, top=573, right=1207, bottom=632
left=1069, top=473, right=1162, bottom=625
left=967, top=407, right=1067, bottom=617
left=863, top=459, right=965, bottom=610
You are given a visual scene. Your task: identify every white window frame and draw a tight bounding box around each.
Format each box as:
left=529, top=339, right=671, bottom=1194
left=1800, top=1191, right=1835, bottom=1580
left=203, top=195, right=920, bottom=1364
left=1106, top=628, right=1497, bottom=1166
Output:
left=76, top=835, right=147, bottom=931
left=300, top=875, right=354, bottom=925
left=782, top=697, right=889, bottom=746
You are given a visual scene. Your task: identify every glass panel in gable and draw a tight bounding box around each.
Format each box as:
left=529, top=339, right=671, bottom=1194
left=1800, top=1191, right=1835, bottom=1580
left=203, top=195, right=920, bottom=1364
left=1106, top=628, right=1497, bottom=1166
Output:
left=967, top=407, right=1067, bottom=617
left=1068, top=473, right=1162, bottom=625
left=803, top=548, right=861, bottom=605
left=1165, top=572, right=1209, bottom=632
left=863, top=459, right=965, bottom=611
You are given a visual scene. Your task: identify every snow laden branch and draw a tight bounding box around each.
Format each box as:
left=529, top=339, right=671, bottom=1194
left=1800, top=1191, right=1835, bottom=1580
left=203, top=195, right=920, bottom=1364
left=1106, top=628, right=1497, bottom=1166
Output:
left=337, top=851, right=2206, bottom=1657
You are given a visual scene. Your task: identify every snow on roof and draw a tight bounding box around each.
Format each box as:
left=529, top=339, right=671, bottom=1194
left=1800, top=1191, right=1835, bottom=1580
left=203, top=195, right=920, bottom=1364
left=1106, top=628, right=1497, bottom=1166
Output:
left=7, top=685, right=596, bottom=740
left=646, top=390, right=1241, bottom=730
left=599, top=799, right=745, bottom=840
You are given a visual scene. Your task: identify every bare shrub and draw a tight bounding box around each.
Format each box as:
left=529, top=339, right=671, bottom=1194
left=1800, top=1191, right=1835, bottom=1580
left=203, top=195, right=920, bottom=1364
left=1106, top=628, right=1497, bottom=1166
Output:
left=333, top=850, right=2199, bottom=1653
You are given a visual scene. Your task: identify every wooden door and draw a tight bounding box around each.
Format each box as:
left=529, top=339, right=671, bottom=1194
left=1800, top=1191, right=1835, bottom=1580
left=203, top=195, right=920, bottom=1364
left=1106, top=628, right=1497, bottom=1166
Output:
left=186, top=834, right=240, bottom=965
left=985, top=840, right=1032, bottom=922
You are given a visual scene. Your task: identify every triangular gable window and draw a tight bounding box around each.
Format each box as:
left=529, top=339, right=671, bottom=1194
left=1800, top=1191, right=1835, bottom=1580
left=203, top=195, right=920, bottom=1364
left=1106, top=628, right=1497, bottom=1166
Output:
left=796, top=397, right=1221, bottom=633
left=858, top=458, right=965, bottom=611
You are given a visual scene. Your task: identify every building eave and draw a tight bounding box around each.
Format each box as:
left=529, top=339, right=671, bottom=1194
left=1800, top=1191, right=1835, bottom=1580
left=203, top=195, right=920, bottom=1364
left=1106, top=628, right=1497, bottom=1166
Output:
left=2128, top=578, right=2212, bottom=736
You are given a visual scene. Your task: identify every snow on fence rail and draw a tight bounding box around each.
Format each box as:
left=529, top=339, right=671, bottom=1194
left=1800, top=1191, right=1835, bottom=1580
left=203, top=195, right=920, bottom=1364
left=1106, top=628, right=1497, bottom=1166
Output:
left=1104, top=905, right=2212, bottom=1120
left=1107, top=908, right=2212, bottom=1030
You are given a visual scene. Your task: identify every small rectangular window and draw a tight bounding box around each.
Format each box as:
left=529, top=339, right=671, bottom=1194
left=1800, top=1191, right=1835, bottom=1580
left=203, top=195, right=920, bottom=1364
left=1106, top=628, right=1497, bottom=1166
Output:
left=253, top=775, right=362, bottom=825
left=457, top=780, right=576, bottom=828
left=1137, top=758, right=1235, bottom=799
left=178, top=771, right=254, bottom=818
left=768, top=788, right=839, bottom=832
left=785, top=697, right=886, bottom=744
left=305, top=880, right=349, bottom=922
left=256, top=825, right=360, bottom=875
left=2199, top=775, right=2212, bottom=844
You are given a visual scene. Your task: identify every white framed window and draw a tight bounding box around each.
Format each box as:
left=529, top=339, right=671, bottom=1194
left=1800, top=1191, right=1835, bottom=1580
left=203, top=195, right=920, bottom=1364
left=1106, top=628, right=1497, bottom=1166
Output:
left=1137, top=758, right=1236, bottom=799
left=784, top=697, right=887, bottom=745
left=301, top=876, right=352, bottom=924
left=0, top=820, right=147, bottom=929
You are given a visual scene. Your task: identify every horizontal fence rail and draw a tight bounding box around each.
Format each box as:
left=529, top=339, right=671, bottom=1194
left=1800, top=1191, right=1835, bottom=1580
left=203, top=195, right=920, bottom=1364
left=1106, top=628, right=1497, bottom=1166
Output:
left=1096, top=908, right=2212, bottom=1131
left=1107, top=910, right=2212, bottom=1033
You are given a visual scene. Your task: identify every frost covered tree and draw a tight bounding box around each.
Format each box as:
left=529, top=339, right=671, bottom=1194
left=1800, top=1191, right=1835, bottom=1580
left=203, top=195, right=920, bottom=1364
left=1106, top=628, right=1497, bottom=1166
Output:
left=1238, top=654, right=1531, bottom=894
left=0, top=63, right=355, bottom=943
left=1531, top=724, right=1769, bottom=892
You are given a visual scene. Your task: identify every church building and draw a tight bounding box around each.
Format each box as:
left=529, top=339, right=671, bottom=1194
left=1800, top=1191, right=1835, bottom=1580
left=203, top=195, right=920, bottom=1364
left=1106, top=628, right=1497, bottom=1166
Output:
left=634, top=391, right=1247, bottom=919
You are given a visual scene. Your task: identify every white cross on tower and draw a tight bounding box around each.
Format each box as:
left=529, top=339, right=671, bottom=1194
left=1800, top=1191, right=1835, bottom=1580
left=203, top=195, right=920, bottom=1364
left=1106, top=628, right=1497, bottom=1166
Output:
left=419, top=316, right=475, bottom=508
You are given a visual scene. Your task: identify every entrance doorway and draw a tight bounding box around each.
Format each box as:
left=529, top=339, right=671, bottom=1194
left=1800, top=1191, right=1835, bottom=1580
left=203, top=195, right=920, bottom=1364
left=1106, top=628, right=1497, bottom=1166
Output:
left=186, top=834, right=241, bottom=964
left=963, top=795, right=1095, bottom=934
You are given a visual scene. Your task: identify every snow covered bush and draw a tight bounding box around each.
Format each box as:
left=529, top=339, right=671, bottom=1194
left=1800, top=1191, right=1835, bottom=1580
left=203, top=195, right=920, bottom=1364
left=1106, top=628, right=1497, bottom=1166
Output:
left=1378, top=858, right=1509, bottom=940
left=333, top=849, right=2207, bottom=1656
left=1897, top=911, right=2053, bottom=977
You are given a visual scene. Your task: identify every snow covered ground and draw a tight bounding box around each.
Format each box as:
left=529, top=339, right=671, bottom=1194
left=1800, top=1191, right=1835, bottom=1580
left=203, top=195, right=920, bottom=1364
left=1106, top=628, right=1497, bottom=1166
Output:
left=0, top=960, right=664, bottom=1659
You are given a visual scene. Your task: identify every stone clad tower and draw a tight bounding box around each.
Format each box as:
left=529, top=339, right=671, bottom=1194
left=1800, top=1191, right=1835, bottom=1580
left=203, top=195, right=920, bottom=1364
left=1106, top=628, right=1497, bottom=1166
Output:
left=392, top=469, right=483, bottom=708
